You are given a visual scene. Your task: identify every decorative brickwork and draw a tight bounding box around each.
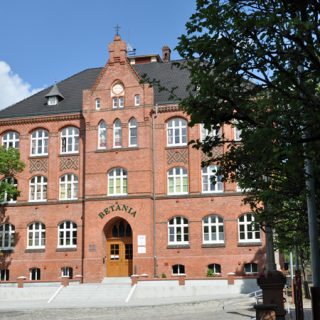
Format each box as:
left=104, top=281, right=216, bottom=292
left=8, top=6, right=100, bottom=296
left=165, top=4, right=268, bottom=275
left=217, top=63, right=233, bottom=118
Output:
left=29, top=158, right=48, bottom=173
left=201, top=147, right=223, bottom=163
left=167, top=148, right=188, bottom=164
left=60, top=156, right=79, bottom=171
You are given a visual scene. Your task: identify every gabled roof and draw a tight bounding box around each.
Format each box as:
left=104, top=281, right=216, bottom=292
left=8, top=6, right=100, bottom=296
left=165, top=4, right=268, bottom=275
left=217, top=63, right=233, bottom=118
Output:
left=45, top=83, right=64, bottom=100
left=0, top=61, right=190, bottom=119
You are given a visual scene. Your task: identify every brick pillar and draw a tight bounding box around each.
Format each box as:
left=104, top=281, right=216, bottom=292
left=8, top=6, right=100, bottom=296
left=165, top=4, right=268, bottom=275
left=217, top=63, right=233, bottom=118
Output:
left=17, top=276, right=26, bottom=288
left=131, top=275, right=139, bottom=286
left=61, top=276, right=70, bottom=287
left=177, top=275, right=186, bottom=286
left=227, top=272, right=235, bottom=285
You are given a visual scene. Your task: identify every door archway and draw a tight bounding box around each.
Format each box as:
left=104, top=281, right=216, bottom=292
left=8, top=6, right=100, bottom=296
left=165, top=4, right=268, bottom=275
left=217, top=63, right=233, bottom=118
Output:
left=105, top=218, right=133, bottom=277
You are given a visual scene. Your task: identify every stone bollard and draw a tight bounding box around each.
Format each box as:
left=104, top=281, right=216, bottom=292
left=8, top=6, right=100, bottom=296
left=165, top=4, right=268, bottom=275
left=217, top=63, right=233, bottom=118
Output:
left=61, top=275, right=70, bottom=287
left=17, top=276, right=26, bottom=288
left=177, top=275, right=186, bottom=286
left=131, top=275, right=139, bottom=286
left=227, top=272, right=235, bottom=285
left=254, top=304, right=277, bottom=320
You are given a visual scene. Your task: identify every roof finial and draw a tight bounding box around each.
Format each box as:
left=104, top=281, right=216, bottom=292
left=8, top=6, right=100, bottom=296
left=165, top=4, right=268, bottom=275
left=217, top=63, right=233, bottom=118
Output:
left=115, top=24, right=121, bottom=36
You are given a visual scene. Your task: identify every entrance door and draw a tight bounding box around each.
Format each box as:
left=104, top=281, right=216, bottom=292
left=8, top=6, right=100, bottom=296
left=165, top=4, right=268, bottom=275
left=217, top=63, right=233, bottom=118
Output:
left=106, top=219, right=133, bottom=277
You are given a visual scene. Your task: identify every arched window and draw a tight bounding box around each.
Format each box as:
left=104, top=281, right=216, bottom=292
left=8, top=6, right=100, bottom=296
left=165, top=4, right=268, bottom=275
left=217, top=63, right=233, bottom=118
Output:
left=172, top=264, right=185, bottom=275
left=59, top=174, right=78, bottom=200
left=0, top=224, right=15, bottom=250
left=58, top=221, right=77, bottom=248
left=244, top=263, right=258, bottom=275
left=28, top=222, right=45, bottom=248
left=29, top=176, right=47, bottom=202
left=112, top=221, right=132, bottom=238
left=1, top=177, right=18, bottom=203
left=167, top=118, right=187, bottom=146
left=202, top=166, right=223, bottom=193
left=128, top=118, right=137, bottom=147
left=30, top=268, right=41, bottom=280
left=207, top=263, right=221, bottom=274
left=238, top=213, right=260, bottom=243
left=61, top=127, right=79, bottom=154
left=168, top=217, right=189, bottom=245
left=203, top=215, right=224, bottom=243
left=61, top=266, right=73, bottom=279
left=2, top=131, right=19, bottom=149
left=98, top=121, right=107, bottom=149
left=30, top=129, right=48, bottom=156
left=108, top=168, right=127, bottom=195
left=200, top=123, right=221, bottom=142
left=167, top=167, right=188, bottom=195
left=113, top=120, right=122, bottom=148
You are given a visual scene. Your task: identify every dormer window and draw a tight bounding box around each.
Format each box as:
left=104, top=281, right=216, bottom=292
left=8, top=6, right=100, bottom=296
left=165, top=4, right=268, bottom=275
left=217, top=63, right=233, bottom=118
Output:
left=48, top=96, right=58, bottom=106
left=45, top=83, right=64, bottom=106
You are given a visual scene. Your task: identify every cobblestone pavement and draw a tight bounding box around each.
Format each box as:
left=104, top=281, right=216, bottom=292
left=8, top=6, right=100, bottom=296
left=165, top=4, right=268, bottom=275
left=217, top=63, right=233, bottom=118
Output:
left=0, top=299, right=255, bottom=320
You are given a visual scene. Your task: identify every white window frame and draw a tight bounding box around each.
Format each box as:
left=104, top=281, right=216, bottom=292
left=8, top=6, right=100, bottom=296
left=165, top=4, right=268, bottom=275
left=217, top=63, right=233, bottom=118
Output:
left=2, top=177, right=18, bottom=203
left=200, top=123, right=220, bottom=142
left=98, top=121, right=107, bottom=149
left=29, top=176, right=47, bottom=202
left=60, top=127, right=79, bottom=154
left=134, top=94, right=140, bottom=106
left=48, top=96, right=58, bottom=106
left=27, top=222, right=45, bottom=249
left=59, top=174, right=78, bottom=200
left=112, top=97, right=124, bottom=109
left=0, top=224, right=15, bottom=250
left=30, top=129, right=49, bottom=156
left=238, top=213, right=261, bottom=243
left=113, top=120, right=122, bottom=148
left=201, top=166, right=223, bottom=193
left=108, top=168, right=128, bottom=196
left=168, top=216, right=189, bottom=245
left=202, top=215, right=224, bottom=244
left=95, top=98, right=101, bottom=110
left=244, top=263, right=258, bottom=275
left=58, top=221, right=77, bottom=248
left=61, top=266, right=73, bottom=278
left=208, top=263, right=221, bottom=274
left=167, top=167, right=188, bottom=195
left=30, top=267, right=41, bottom=280
left=128, top=118, right=137, bottom=147
left=167, top=118, right=187, bottom=147
left=2, top=131, right=19, bottom=149
left=172, top=264, right=185, bottom=275
left=233, top=121, right=242, bottom=141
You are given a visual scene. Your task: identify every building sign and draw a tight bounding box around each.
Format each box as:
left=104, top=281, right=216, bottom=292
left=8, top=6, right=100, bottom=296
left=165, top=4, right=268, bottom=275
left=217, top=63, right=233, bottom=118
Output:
left=98, top=203, right=137, bottom=219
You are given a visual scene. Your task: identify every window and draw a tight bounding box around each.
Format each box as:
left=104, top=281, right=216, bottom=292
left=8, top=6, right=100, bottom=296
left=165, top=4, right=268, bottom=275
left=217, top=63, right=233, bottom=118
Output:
left=233, top=121, right=242, bottom=141
left=208, top=263, right=221, bottom=274
left=61, top=127, right=79, bottom=154
left=28, top=222, right=45, bottom=249
left=134, top=94, right=140, bottom=106
left=108, top=168, right=127, bottom=196
left=0, top=224, right=15, bottom=250
left=95, top=98, right=101, bottom=110
left=113, top=97, right=124, bottom=109
left=238, top=213, right=261, bottom=243
left=30, top=129, right=48, bottom=156
left=48, top=96, right=58, bottom=106
left=172, top=264, right=185, bottom=275
left=2, top=131, right=19, bottom=149
left=167, top=167, right=188, bottom=195
left=200, top=123, right=220, bottom=142
left=1, top=177, right=18, bottom=203
left=202, top=166, right=223, bottom=193
left=61, top=266, right=73, bottom=279
left=58, top=221, right=77, bottom=248
left=167, top=118, right=187, bottom=146
left=0, top=269, right=9, bottom=281
left=30, top=268, right=41, bottom=280
left=113, top=120, right=122, bottom=148
left=128, top=118, right=137, bottom=147
left=59, top=174, right=78, bottom=200
left=203, top=215, right=224, bottom=243
left=98, top=121, right=107, bottom=149
left=168, top=217, right=189, bottom=245
left=29, top=176, right=47, bottom=202
left=244, top=263, right=258, bottom=275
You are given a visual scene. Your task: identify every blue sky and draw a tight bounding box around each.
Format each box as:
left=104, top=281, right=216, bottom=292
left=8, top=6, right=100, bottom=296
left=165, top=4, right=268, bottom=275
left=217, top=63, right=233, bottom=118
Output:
left=0, top=0, right=196, bottom=109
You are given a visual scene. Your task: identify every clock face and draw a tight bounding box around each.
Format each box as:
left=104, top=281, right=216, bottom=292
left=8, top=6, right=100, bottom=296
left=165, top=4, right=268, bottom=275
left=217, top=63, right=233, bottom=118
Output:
left=112, top=83, right=124, bottom=95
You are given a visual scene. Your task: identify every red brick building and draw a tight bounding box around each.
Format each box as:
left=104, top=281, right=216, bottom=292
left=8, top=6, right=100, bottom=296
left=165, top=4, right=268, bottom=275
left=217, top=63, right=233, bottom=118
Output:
left=0, top=35, right=265, bottom=283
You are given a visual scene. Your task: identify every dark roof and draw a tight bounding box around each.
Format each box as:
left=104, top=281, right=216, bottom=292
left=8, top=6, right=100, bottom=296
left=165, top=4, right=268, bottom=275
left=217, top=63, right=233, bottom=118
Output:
left=45, top=83, right=64, bottom=100
left=0, top=61, right=190, bottom=119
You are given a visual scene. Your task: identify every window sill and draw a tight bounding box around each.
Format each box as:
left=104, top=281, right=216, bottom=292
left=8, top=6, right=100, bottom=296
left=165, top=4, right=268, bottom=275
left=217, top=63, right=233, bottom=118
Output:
left=202, top=243, right=225, bottom=248
left=25, top=248, right=45, bottom=253
left=96, top=147, right=139, bottom=153
left=29, top=155, right=48, bottom=159
left=238, top=242, right=262, bottom=247
left=56, top=247, right=77, bottom=252
left=0, top=249, right=14, bottom=253
left=167, top=244, right=190, bottom=249
left=165, top=145, right=188, bottom=150
left=59, top=153, right=80, bottom=157
left=28, top=200, right=47, bottom=203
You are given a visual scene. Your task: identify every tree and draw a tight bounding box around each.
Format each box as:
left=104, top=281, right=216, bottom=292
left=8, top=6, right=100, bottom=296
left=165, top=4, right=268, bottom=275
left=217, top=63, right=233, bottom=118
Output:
left=176, top=0, right=320, bottom=270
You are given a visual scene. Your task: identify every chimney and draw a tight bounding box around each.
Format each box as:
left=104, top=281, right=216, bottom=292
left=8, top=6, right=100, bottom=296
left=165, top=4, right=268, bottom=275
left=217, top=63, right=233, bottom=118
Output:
left=162, top=45, right=171, bottom=62
left=108, top=35, right=127, bottom=64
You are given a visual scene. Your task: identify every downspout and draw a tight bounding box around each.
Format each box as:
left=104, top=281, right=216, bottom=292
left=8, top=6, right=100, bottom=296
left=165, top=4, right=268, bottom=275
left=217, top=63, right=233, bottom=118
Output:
left=152, top=105, right=158, bottom=277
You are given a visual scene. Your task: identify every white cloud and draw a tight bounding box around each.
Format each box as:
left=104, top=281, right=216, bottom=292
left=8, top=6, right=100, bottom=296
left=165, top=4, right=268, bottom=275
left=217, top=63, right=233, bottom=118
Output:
left=0, top=61, right=43, bottom=110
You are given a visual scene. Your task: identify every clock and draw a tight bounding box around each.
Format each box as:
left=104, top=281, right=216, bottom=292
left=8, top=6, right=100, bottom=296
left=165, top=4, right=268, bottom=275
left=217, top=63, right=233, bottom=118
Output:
left=112, top=83, right=124, bottom=95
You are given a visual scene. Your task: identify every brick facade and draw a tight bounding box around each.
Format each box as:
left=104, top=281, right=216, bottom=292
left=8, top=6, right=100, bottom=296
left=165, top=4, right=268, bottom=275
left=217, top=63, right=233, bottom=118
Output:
left=0, top=35, right=265, bottom=283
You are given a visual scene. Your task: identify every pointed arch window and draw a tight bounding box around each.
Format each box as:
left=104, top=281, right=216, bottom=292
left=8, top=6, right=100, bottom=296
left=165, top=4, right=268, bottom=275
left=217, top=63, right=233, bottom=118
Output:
left=113, top=120, right=122, bottom=148
left=129, top=118, right=137, bottom=147
left=98, top=121, right=107, bottom=149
